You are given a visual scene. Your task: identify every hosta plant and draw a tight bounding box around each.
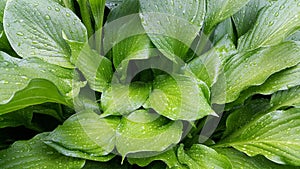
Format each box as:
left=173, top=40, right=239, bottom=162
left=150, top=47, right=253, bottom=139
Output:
left=0, top=0, right=300, bottom=168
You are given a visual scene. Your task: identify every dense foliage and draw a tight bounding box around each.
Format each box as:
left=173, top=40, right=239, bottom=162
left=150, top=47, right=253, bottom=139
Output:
left=0, top=0, right=300, bottom=168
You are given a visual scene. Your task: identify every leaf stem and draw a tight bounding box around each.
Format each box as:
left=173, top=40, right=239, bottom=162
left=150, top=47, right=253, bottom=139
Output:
left=77, top=0, right=94, bottom=38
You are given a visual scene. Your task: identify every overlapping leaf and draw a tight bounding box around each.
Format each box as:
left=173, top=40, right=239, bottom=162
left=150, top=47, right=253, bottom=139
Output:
left=238, top=0, right=300, bottom=51
left=218, top=108, right=300, bottom=166
left=144, top=74, right=214, bottom=121
left=0, top=133, right=85, bottom=169
left=139, top=0, right=206, bottom=62
left=225, top=41, right=300, bottom=103
left=177, top=144, right=232, bottom=169
left=4, top=0, right=87, bottom=68
left=270, top=86, right=300, bottom=110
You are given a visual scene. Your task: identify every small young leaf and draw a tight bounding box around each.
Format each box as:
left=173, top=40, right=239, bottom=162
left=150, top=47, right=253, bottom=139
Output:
left=238, top=0, right=300, bottom=52
left=4, top=0, right=87, bottom=68
left=116, top=110, right=183, bottom=157
left=218, top=108, right=300, bottom=166
left=144, top=74, right=214, bottom=121
left=225, top=41, right=300, bottom=103
left=139, top=0, right=206, bottom=62
left=177, top=144, right=232, bottom=169
left=0, top=133, right=85, bottom=169
left=45, top=111, right=119, bottom=161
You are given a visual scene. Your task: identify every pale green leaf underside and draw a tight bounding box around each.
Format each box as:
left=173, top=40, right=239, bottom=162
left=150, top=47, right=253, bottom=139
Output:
left=271, top=86, right=300, bottom=110
left=225, top=41, right=300, bottom=103
left=139, top=0, right=205, bottom=62
left=0, top=133, right=85, bottom=169
left=45, top=111, right=118, bottom=161
left=177, top=144, right=232, bottom=169
left=0, top=52, right=83, bottom=106
left=215, top=148, right=297, bottom=169
left=204, top=0, right=250, bottom=34
left=145, top=74, right=214, bottom=121
left=219, top=108, right=300, bottom=166
left=238, top=0, right=300, bottom=52
left=4, top=0, right=87, bottom=68
left=101, top=82, right=151, bottom=117
left=116, top=110, right=183, bottom=157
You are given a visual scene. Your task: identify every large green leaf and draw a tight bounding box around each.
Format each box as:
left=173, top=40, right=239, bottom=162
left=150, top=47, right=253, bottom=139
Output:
left=0, top=133, right=85, bottom=169
left=229, top=64, right=300, bottom=107
left=0, top=0, right=5, bottom=22
left=238, top=0, right=300, bottom=52
left=177, top=144, right=232, bottom=169
left=128, top=148, right=180, bottom=168
left=225, top=41, right=300, bottom=103
left=211, top=18, right=236, bottom=44
left=144, top=74, right=214, bottom=121
left=116, top=110, right=183, bottom=157
left=0, top=52, right=84, bottom=105
left=232, top=0, right=268, bottom=37
left=101, top=82, right=151, bottom=117
left=139, top=0, right=206, bottom=62
left=204, top=0, right=250, bottom=34
left=216, top=148, right=297, bottom=169
left=3, top=0, right=87, bottom=68
left=270, top=86, right=300, bottom=110
left=217, top=108, right=300, bottom=166
left=0, top=107, right=33, bottom=129
left=44, top=111, right=118, bottom=161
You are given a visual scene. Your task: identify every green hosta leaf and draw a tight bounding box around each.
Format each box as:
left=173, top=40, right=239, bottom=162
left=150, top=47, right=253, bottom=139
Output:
left=144, top=74, right=214, bottom=121
left=4, top=0, right=87, bottom=68
left=217, top=108, right=300, bottom=166
left=189, top=36, right=236, bottom=87
left=139, top=0, right=205, bottom=62
left=45, top=111, right=118, bottom=161
left=211, top=18, right=236, bottom=44
left=216, top=148, right=297, bottom=169
left=238, top=0, right=300, bottom=52
left=225, top=41, right=300, bottom=103
left=177, top=144, right=232, bottom=169
left=223, top=99, right=270, bottom=138
left=83, top=158, right=131, bottom=169
left=270, top=86, right=300, bottom=110
left=229, top=64, right=300, bottom=107
left=116, top=110, right=183, bottom=157
left=232, top=0, right=268, bottom=37
left=0, top=79, right=72, bottom=115
left=89, top=0, right=105, bottom=28
left=128, top=148, right=180, bottom=168
left=0, top=133, right=85, bottom=169
left=101, top=82, right=151, bottom=117
left=64, top=38, right=113, bottom=92
left=204, top=0, right=250, bottom=34
left=0, top=108, right=33, bottom=129
left=0, top=52, right=84, bottom=104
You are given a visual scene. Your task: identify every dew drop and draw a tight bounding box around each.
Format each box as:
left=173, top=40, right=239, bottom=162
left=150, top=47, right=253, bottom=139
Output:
left=47, top=6, right=52, bottom=10
left=55, top=7, right=60, bottom=12
left=66, top=13, right=71, bottom=17
left=6, top=23, right=10, bottom=27
left=275, top=12, right=279, bottom=17
left=280, top=5, right=285, bottom=9
left=268, top=21, right=274, bottom=26
left=45, top=15, right=51, bottom=20
left=16, top=32, right=24, bottom=36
